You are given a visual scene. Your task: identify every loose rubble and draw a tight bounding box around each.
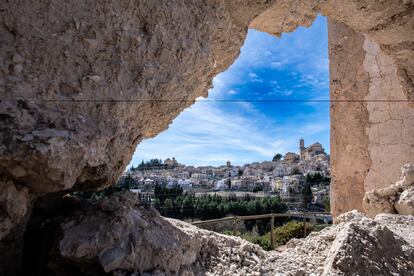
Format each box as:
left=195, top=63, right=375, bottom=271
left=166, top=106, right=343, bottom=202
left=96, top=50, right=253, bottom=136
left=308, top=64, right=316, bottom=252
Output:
left=363, top=164, right=414, bottom=217
left=54, top=193, right=414, bottom=275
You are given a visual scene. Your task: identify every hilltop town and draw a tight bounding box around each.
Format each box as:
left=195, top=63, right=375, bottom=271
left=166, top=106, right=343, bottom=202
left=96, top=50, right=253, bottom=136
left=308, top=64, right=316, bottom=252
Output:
left=121, top=139, right=330, bottom=208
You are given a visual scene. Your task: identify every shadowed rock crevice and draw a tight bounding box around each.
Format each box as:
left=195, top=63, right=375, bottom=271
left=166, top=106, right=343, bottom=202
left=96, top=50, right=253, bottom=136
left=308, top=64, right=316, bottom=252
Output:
left=20, top=194, right=102, bottom=276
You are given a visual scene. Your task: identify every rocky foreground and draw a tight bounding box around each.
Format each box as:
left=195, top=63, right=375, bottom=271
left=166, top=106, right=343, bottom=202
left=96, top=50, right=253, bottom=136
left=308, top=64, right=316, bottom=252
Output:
left=47, top=192, right=414, bottom=276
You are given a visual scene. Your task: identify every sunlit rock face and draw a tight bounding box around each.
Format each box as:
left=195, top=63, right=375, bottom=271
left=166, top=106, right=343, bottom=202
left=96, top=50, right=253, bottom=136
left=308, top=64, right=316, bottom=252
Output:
left=363, top=164, right=414, bottom=217
left=329, top=17, right=414, bottom=218
left=0, top=0, right=413, bottom=273
left=1, top=0, right=272, bottom=195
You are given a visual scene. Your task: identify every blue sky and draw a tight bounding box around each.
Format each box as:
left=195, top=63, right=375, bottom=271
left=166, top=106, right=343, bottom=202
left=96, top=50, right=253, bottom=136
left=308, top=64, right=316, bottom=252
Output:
left=129, top=16, right=329, bottom=167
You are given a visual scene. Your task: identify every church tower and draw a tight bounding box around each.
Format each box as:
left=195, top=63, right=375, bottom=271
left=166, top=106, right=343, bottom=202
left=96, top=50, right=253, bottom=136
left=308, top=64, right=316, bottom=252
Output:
left=299, top=138, right=305, bottom=159
left=299, top=138, right=305, bottom=152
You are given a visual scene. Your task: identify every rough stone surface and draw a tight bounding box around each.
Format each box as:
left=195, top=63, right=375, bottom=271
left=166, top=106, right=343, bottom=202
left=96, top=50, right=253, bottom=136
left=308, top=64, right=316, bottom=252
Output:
left=59, top=194, right=203, bottom=274
left=1, top=0, right=273, bottom=196
left=56, top=193, right=268, bottom=275
left=267, top=211, right=414, bottom=276
left=0, top=0, right=274, bottom=253
left=395, top=187, right=414, bottom=215
left=0, top=179, right=29, bottom=240
left=51, top=195, right=414, bottom=275
left=363, top=39, right=414, bottom=193
left=363, top=163, right=414, bottom=217
left=328, top=19, right=371, bottom=218
left=329, top=17, right=414, bottom=218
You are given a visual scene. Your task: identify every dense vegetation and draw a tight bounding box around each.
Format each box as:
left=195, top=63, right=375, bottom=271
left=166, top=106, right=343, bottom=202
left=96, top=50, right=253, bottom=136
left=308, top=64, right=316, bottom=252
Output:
left=223, top=221, right=317, bottom=250
left=270, top=221, right=313, bottom=245
left=306, top=172, right=330, bottom=185
left=130, top=159, right=167, bottom=171
left=153, top=184, right=287, bottom=220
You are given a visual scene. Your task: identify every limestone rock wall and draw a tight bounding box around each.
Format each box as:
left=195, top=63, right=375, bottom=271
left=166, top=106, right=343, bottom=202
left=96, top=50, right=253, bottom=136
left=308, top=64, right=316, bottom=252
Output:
left=0, top=0, right=275, bottom=241
left=328, top=19, right=372, bottom=218
left=363, top=39, right=414, bottom=191
left=0, top=1, right=276, bottom=272
left=1, top=0, right=273, bottom=194
left=329, top=16, right=414, bottom=218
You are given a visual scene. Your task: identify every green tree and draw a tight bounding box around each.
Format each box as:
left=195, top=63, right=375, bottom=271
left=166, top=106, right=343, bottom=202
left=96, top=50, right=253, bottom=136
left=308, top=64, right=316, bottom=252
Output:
left=291, top=166, right=301, bottom=175
left=272, top=153, right=283, bottom=162
left=323, top=197, right=330, bottom=212
left=302, top=183, right=313, bottom=207
left=123, top=174, right=134, bottom=190
left=164, top=198, right=174, bottom=216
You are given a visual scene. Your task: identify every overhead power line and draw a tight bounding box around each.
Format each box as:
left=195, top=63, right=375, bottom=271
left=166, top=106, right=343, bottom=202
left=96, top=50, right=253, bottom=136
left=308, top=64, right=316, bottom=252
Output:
left=1, top=98, right=411, bottom=103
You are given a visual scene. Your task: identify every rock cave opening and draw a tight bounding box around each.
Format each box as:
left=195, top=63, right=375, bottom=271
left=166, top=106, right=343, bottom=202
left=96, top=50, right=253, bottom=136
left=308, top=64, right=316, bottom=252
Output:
left=19, top=16, right=333, bottom=274
left=1, top=0, right=413, bottom=275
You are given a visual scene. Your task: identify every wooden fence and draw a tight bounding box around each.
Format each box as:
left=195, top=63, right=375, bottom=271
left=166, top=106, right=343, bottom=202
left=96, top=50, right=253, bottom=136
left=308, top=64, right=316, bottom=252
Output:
left=191, top=212, right=331, bottom=249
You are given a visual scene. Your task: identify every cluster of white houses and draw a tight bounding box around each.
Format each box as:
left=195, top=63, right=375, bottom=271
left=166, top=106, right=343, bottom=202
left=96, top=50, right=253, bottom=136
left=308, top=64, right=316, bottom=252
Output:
left=123, top=139, right=330, bottom=204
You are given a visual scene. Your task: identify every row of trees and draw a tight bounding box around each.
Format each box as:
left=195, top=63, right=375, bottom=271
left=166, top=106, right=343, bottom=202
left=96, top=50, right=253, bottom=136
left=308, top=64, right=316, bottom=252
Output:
left=130, top=159, right=167, bottom=171
left=153, top=184, right=287, bottom=220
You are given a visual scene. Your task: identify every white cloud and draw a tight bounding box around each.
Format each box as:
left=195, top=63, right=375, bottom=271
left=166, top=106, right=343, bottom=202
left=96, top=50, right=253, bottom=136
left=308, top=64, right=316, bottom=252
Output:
left=270, top=61, right=282, bottom=68
left=248, top=72, right=263, bottom=83
left=131, top=101, right=295, bottom=167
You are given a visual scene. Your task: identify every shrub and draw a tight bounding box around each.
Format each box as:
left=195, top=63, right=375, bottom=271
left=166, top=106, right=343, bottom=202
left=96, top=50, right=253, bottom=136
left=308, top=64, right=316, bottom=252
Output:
left=242, top=233, right=272, bottom=250
left=269, top=221, right=313, bottom=246
left=222, top=221, right=317, bottom=250
left=222, top=231, right=272, bottom=251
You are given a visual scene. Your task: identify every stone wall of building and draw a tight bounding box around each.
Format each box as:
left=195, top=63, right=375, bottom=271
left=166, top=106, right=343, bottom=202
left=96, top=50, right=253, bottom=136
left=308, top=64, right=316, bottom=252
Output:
left=329, top=19, right=414, bottom=218
left=363, top=38, right=414, bottom=192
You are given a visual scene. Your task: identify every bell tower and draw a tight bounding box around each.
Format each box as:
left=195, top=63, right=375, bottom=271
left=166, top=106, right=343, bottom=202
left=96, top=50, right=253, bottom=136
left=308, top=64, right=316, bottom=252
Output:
left=299, top=138, right=305, bottom=152
left=299, top=138, right=305, bottom=159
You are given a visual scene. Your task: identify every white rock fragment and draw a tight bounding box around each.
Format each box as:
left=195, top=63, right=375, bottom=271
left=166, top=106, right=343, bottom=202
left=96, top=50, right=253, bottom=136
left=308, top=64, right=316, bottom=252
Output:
left=84, top=38, right=98, bottom=49
left=394, top=187, right=414, bottom=215
left=12, top=54, right=24, bottom=63
left=13, top=64, right=23, bottom=74
left=88, top=75, right=101, bottom=82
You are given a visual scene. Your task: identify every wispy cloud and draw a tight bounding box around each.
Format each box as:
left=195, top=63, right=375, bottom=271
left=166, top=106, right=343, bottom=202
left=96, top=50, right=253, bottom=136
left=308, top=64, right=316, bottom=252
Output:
left=131, top=99, right=329, bottom=167
left=131, top=101, right=295, bottom=166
